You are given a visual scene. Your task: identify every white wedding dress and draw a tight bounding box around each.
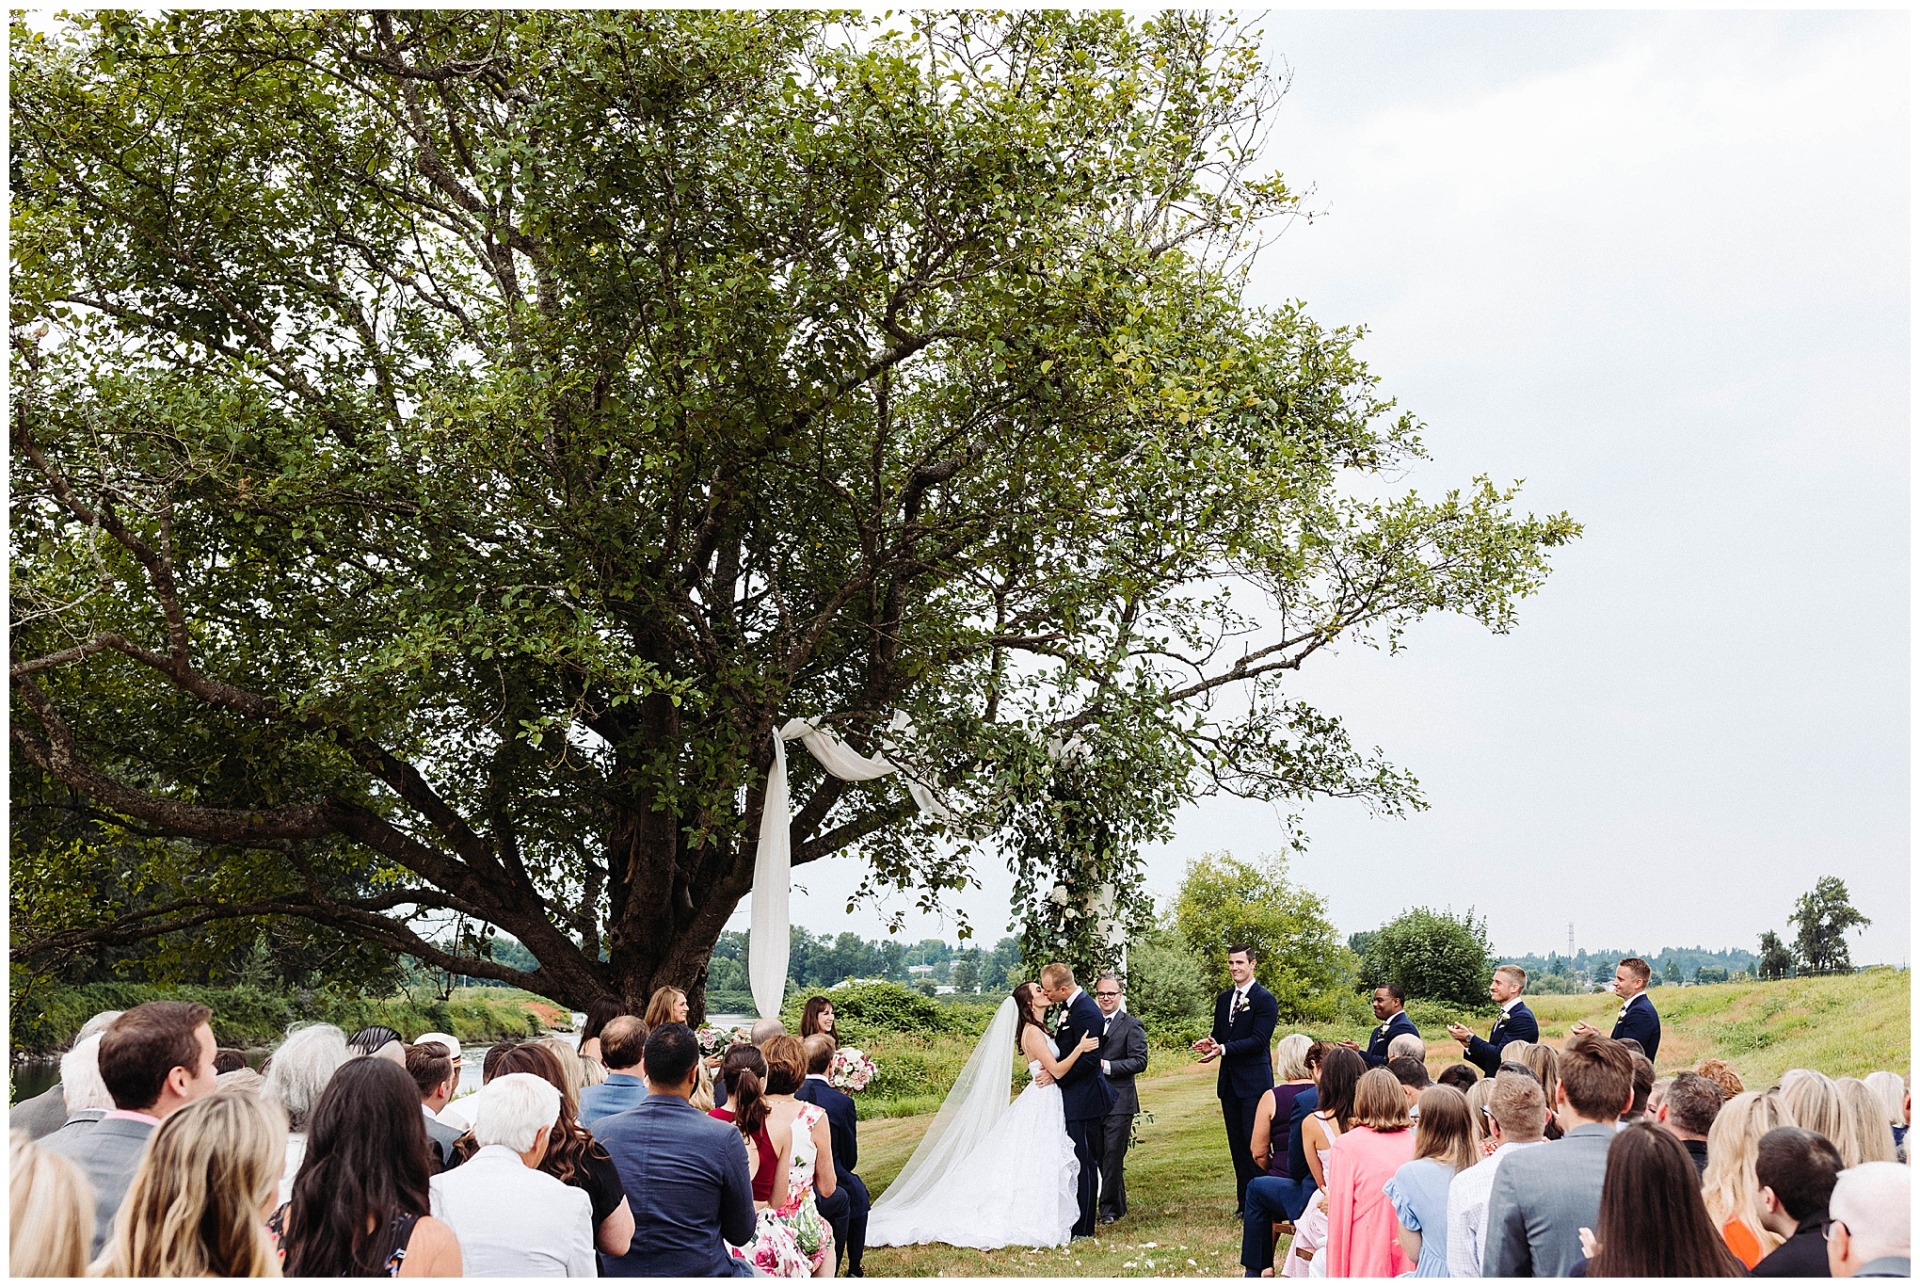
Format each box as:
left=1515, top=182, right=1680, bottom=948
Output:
left=865, top=996, right=1081, bottom=1249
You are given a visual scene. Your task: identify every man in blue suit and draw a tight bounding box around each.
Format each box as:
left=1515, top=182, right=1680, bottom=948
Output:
left=1345, top=983, right=1419, bottom=1068
left=595, top=1023, right=756, bottom=1277
left=1571, top=956, right=1661, bottom=1062
left=578, top=1017, right=648, bottom=1127
left=1042, top=962, right=1116, bottom=1238
left=1193, top=944, right=1278, bottom=1217
left=1447, top=965, right=1541, bottom=1076
left=796, top=1035, right=869, bottom=1275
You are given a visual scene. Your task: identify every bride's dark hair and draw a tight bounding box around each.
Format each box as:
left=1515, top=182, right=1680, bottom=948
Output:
left=1012, top=981, right=1046, bottom=1054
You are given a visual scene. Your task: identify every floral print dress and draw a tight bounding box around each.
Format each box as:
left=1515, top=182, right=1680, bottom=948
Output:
left=729, top=1101, right=831, bottom=1277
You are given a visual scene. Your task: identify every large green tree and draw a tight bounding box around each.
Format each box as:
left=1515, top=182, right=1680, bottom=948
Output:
left=10, top=11, right=1576, bottom=1014
left=1790, top=877, right=1871, bottom=975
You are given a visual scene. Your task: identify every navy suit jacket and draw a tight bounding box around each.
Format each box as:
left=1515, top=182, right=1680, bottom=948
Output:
left=795, top=1075, right=859, bottom=1174
left=1283, top=1084, right=1320, bottom=1189
left=1464, top=1001, right=1540, bottom=1075
left=1053, top=989, right=1116, bottom=1123
left=1211, top=982, right=1279, bottom=1101
left=1610, top=992, right=1662, bottom=1062
left=1362, top=1009, right=1420, bottom=1068
left=594, top=1094, right=756, bottom=1277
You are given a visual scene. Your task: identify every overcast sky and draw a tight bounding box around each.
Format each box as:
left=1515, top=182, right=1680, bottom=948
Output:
left=737, top=10, right=1911, bottom=967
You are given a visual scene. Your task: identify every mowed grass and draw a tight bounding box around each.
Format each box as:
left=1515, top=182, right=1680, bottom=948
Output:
left=851, top=973, right=1910, bottom=1276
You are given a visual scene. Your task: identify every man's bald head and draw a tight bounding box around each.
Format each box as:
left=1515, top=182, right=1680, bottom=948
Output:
left=750, top=1016, right=786, bottom=1045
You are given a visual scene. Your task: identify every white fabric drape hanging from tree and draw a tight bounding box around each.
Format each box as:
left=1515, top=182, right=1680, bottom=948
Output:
left=748, top=715, right=953, bottom=1019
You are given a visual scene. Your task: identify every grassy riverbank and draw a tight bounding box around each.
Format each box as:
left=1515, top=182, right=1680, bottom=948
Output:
left=854, top=971, right=1911, bottom=1277
left=10, top=982, right=569, bottom=1054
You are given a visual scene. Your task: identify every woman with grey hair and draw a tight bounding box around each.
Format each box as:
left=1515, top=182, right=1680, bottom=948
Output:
left=263, top=1022, right=351, bottom=1203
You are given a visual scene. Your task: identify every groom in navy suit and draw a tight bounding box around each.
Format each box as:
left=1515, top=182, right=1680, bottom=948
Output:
left=1042, top=962, right=1116, bottom=1239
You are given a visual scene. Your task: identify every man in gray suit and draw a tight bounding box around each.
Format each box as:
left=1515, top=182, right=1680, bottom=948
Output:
left=1482, top=1033, right=1635, bottom=1277
left=405, top=1042, right=466, bottom=1170
left=43, top=1000, right=219, bottom=1254
left=9, top=1009, right=123, bottom=1140
left=1094, top=973, right=1149, bottom=1226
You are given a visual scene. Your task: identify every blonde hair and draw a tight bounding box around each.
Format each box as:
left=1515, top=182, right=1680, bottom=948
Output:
left=1275, top=1033, right=1314, bottom=1082
left=96, top=1089, right=286, bottom=1278
left=534, top=1037, right=595, bottom=1093
left=1835, top=1077, right=1898, bottom=1165
left=1518, top=1043, right=1560, bottom=1113
left=1863, top=1070, right=1909, bottom=1127
left=1701, top=1091, right=1793, bottom=1261
left=1411, top=1085, right=1480, bottom=1171
left=11, top=1132, right=94, bottom=1277
left=1465, top=1074, right=1498, bottom=1132
left=1352, top=1068, right=1412, bottom=1132
left=690, top=1059, right=717, bottom=1113
left=1779, top=1071, right=1850, bottom=1157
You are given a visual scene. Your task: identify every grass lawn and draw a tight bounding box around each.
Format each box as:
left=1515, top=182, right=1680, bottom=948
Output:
left=852, top=971, right=1910, bottom=1276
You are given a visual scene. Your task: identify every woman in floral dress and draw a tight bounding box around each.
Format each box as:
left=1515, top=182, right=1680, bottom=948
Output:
left=759, top=1034, right=839, bottom=1276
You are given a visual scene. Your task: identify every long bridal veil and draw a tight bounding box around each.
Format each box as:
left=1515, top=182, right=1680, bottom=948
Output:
left=867, top=994, right=1018, bottom=1219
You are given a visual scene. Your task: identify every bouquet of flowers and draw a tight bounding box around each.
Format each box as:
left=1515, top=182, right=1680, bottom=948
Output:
left=695, top=1025, right=735, bottom=1057
left=828, top=1046, right=877, bottom=1092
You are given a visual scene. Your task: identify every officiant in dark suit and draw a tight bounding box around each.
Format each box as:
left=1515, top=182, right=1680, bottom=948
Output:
left=1193, top=944, right=1278, bottom=1216
left=797, top=1035, right=870, bottom=1276
left=1447, top=964, right=1540, bottom=1075
left=1093, top=973, right=1148, bottom=1226
left=1042, top=962, right=1116, bottom=1239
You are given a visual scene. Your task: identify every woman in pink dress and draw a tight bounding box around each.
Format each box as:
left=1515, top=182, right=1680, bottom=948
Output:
left=1323, top=1068, right=1417, bottom=1278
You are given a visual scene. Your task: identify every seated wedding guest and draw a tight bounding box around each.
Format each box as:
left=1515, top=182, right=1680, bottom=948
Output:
left=1702, top=1089, right=1795, bottom=1268
left=10, top=1132, right=94, bottom=1276
left=1448, top=965, right=1540, bottom=1076
left=535, top=1036, right=601, bottom=1092
left=1751, top=1126, right=1844, bottom=1277
left=1646, top=1075, right=1674, bottom=1122
left=1324, top=1068, right=1417, bottom=1276
left=1835, top=1079, right=1898, bottom=1166
left=1387, top=1083, right=1480, bottom=1276
left=799, top=997, right=838, bottom=1041
left=1446, top=1070, right=1549, bottom=1277
left=597, top=1023, right=757, bottom=1277
left=578, top=998, right=626, bottom=1065
left=1622, top=1051, right=1655, bottom=1123
left=1482, top=1033, right=1635, bottom=1277
left=1240, top=1035, right=1317, bottom=1274
left=1697, top=1058, right=1746, bottom=1101
left=1389, top=1056, right=1431, bottom=1115
left=752, top=1016, right=787, bottom=1045
left=95, top=1089, right=285, bottom=1278
left=439, top=1039, right=519, bottom=1134
left=1824, top=1162, right=1910, bottom=1279
left=276, top=1057, right=463, bottom=1277
left=1782, top=1071, right=1852, bottom=1158
left=1437, top=1063, right=1479, bottom=1093
left=1861, top=1071, right=1907, bottom=1161
left=491, top=1042, right=634, bottom=1258
left=404, top=1043, right=465, bottom=1171
left=1388, top=1032, right=1427, bottom=1063
left=1514, top=1042, right=1564, bottom=1140
left=1464, top=1076, right=1499, bottom=1159
left=45, top=1000, right=219, bottom=1256
left=1568, top=1121, right=1745, bottom=1277
left=798, top=1033, right=871, bottom=1276
left=759, top=1034, right=837, bottom=1273
left=9, top=1010, right=121, bottom=1140
left=218, top=1066, right=267, bottom=1096
left=1655, top=1071, right=1722, bottom=1177
left=44, top=1033, right=114, bottom=1144
left=347, top=1025, right=408, bottom=1063
left=430, top=1073, right=596, bottom=1276
left=263, top=1021, right=351, bottom=1203
left=578, top=1016, right=649, bottom=1127
left=645, top=987, right=692, bottom=1031
left=412, top=1032, right=465, bottom=1108
left=712, top=1044, right=812, bottom=1274
left=1280, top=1046, right=1364, bottom=1278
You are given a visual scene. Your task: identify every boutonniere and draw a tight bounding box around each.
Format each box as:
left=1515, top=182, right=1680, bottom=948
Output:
left=1232, top=994, right=1251, bottom=1019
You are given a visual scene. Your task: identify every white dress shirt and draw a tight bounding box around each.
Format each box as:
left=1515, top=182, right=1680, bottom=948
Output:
left=1445, top=1139, right=1547, bottom=1277
left=429, top=1144, right=595, bottom=1277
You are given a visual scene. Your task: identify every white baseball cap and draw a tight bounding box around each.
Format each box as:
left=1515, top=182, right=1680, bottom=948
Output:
left=414, top=1032, right=462, bottom=1061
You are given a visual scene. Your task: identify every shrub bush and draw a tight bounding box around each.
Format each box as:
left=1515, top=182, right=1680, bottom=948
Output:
left=1360, top=907, right=1496, bottom=1009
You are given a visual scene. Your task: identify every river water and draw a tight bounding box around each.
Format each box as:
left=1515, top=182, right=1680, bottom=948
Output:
left=11, top=1011, right=754, bottom=1105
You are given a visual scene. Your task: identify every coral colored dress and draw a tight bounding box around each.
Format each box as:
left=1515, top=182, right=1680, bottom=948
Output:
left=1722, top=1215, right=1768, bottom=1270
left=1324, top=1126, right=1416, bottom=1279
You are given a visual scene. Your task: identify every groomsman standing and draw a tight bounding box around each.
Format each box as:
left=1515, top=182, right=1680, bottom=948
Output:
left=1343, top=984, right=1419, bottom=1067
left=1093, top=974, right=1148, bottom=1226
left=1193, top=945, right=1278, bottom=1217
left=1447, top=965, right=1540, bottom=1076
left=1571, top=957, right=1661, bottom=1062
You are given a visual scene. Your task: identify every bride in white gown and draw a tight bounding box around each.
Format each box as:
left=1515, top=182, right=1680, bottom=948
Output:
left=866, top=981, right=1103, bottom=1249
